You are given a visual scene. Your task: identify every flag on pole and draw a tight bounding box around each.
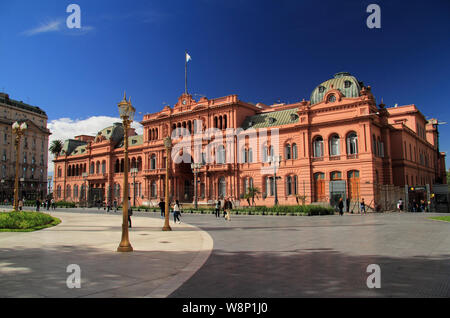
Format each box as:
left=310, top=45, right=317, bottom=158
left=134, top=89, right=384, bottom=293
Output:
left=186, top=52, right=192, bottom=62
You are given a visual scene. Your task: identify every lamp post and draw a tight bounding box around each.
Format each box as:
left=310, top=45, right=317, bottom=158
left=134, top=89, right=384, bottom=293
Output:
left=117, top=92, right=135, bottom=253
left=269, top=155, right=282, bottom=206
left=130, top=168, right=138, bottom=207
left=12, top=121, right=27, bottom=211
left=191, top=162, right=202, bottom=209
left=47, top=175, right=52, bottom=198
left=82, top=172, right=88, bottom=207
left=163, top=136, right=172, bottom=231
left=1, top=179, right=4, bottom=203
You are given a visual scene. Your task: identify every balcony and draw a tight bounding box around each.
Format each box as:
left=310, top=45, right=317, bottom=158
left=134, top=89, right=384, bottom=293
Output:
left=329, top=155, right=341, bottom=161
left=87, top=173, right=108, bottom=180
left=312, top=157, right=324, bottom=162
left=346, top=154, right=359, bottom=160
left=143, top=168, right=164, bottom=176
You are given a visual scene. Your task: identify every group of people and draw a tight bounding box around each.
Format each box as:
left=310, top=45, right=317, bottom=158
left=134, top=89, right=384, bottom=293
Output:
left=158, top=198, right=182, bottom=224
left=337, top=198, right=366, bottom=215
left=215, top=197, right=233, bottom=221
left=34, top=198, right=56, bottom=211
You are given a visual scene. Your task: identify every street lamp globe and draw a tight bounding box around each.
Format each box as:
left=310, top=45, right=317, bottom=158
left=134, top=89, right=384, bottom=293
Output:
left=118, top=92, right=135, bottom=121
left=20, top=122, right=27, bottom=131
left=12, top=122, right=20, bottom=130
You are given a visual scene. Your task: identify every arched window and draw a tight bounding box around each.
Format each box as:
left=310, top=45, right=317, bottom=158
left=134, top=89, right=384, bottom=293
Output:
left=115, top=159, right=120, bottom=173
left=330, top=171, right=342, bottom=180
left=214, top=117, right=218, bottom=128
left=137, top=157, right=142, bottom=171
left=292, top=143, right=298, bottom=159
left=58, top=167, right=62, bottom=178
left=115, top=184, right=121, bottom=198
left=218, top=176, right=226, bottom=198
left=73, top=185, right=79, bottom=200
left=57, top=185, right=61, bottom=198
left=285, top=144, right=292, bottom=160
left=248, top=147, right=253, bottom=163
left=329, top=134, right=340, bottom=156
left=150, top=154, right=156, bottom=170
left=293, top=175, right=298, bottom=195
left=66, top=185, right=71, bottom=198
left=96, top=161, right=100, bottom=174
left=347, top=132, right=358, bottom=155
left=313, top=136, right=324, bottom=158
left=90, top=162, right=95, bottom=174
left=217, top=145, right=226, bottom=164
left=265, top=176, right=275, bottom=196
left=151, top=181, right=157, bottom=198
left=120, top=159, right=124, bottom=172
left=262, top=145, right=268, bottom=163
left=102, top=161, right=106, bottom=174
left=243, top=178, right=249, bottom=194
left=224, top=115, right=227, bottom=129
left=286, top=176, right=292, bottom=196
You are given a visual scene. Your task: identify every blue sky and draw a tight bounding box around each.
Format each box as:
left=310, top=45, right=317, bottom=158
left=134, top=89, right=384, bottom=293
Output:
left=1, top=0, right=450, bottom=169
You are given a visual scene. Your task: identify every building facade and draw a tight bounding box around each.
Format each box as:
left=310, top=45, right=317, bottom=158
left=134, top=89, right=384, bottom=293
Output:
left=53, top=73, right=446, bottom=209
left=0, top=92, right=51, bottom=202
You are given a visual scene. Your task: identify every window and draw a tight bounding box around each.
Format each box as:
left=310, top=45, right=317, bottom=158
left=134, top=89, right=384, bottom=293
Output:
left=66, top=185, right=71, bottom=198
left=286, top=176, right=292, bottom=196
left=344, top=80, right=352, bottom=88
left=330, top=171, right=342, bottom=180
left=347, top=132, right=358, bottom=155
left=73, top=185, right=78, bottom=199
left=292, top=143, right=298, bottom=159
left=217, top=145, right=226, bottom=164
left=265, top=176, right=275, bottom=196
left=151, top=181, right=157, bottom=198
left=329, top=135, right=340, bottom=156
left=150, top=154, right=157, bottom=170
left=293, top=175, right=298, bottom=195
left=285, top=144, right=291, bottom=160
left=318, top=86, right=326, bottom=93
left=313, top=136, right=324, bottom=157
left=327, top=94, right=336, bottom=103
left=57, top=186, right=61, bottom=198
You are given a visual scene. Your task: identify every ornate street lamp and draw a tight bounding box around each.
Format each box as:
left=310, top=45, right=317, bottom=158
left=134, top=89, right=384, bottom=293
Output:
left=191, top=162, right=203, bottom=210
left=82, top=172, right=88, bottom=208
left=163, top=136, right=172, bottom=231
left=268, top=155, right=282, bottom=206
left=117, top=92, right=135, bottom=253
left=12, top=121, right=27, bottom=211
left=47, top=175, right=52, bottom=198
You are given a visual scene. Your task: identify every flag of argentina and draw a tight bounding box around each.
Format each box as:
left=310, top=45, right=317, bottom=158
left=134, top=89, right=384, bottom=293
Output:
left=186, top=52, right=192, bottom=62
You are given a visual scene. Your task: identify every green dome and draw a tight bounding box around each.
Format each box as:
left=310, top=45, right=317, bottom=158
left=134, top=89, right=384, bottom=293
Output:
left=310, top=72, right=362, bottom=105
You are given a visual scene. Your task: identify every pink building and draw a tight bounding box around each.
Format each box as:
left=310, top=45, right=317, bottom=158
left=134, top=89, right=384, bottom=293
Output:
left=53, top=72, right=446, bottom=209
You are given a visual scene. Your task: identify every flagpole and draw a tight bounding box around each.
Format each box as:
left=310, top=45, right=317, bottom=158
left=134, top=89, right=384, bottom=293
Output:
left=185, top=51, right=188, bottom=95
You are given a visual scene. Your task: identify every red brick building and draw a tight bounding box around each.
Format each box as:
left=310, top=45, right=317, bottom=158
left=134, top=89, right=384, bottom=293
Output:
left=53, top=72, right=446, bottom=209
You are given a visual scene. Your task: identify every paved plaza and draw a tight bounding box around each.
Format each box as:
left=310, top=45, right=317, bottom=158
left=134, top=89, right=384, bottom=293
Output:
left=0, top=208, right=449, bottom=297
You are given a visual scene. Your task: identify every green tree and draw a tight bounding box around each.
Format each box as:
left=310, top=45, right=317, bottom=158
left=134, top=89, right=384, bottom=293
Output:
left=49, top=140, right=63, bottom=157
left=244, top=187, right=261, bottom=206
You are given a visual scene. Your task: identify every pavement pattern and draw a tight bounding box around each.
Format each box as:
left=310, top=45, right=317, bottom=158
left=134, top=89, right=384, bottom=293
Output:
left=0, top=208, right=213, bottom=298
left=0, top=207, right=449, bottom=298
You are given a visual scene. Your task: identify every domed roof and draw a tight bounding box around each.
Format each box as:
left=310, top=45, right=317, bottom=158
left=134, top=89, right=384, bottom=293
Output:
left=310, top=72, right=363, bottom=105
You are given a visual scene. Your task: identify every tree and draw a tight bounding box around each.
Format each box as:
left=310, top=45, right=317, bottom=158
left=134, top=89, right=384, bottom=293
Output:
left=244, top=187, right=261, bottom=206
left=49, top=140, right=63, bottom=157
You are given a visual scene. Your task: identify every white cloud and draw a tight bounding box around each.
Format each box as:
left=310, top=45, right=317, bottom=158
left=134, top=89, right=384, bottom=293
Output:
left=22, top=19, right=94, bottom=36
left=47, top=116, right=143, bottom=175
left=22, top=19, right=63, bottom=36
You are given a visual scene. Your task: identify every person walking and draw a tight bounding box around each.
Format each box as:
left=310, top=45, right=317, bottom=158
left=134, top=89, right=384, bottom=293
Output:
left=224, top=197, right=233, bottom=221
left=113, top=199, right=118, bottom=212
left=47, top=198, right=51, bottom=210
left=338, top=197, right=344, bottom=216
left=127, top=197, right=133, bottom=228
left=346, top=197, right=350, bottom=213
left=360, top=198, right=366, bottom=214
left=159, top=198, right=165, bottom=217
left=173, top=200, right=181, bottom=224
left=18, top=199, right=23, bottom=211
left=51, top=198, right=55, bottom=210
left=215, top=198, right=221, bottom=218
left=397, top=198, right=404, bottom=212
left=36, top=198, right=41, bottom=212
